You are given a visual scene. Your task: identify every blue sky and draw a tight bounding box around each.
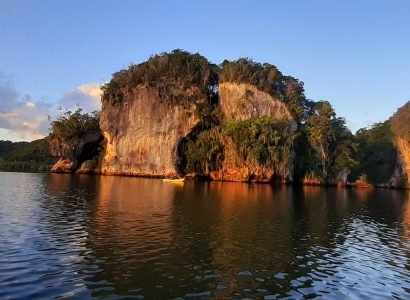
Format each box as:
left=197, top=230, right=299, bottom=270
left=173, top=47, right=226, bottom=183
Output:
left=0, top=0, right=409, bottom=141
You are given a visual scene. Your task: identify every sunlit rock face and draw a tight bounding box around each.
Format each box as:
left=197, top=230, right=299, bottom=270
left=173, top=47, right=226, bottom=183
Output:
left=50, top=158, right=75, bottom=173
left=98, top=85, right=199, bottom=177
left=219, top=82, right=293, bottom=123
left=389, top=137, right=410, bottom=188
left=210, top=82, right=295, bottom=182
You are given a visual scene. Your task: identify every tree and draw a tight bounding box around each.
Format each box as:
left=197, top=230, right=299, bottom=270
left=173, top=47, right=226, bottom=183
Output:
left=305, top=101, right=357, bottom=180
left=305, top=101, right=336, bottom=176
left=349, top=121, right=396, bottom=184
left=223, top=116, right=296, bottom=174
left=101, top=49, right=218, bottom=110
left=48, top=108, right=100, bottom=158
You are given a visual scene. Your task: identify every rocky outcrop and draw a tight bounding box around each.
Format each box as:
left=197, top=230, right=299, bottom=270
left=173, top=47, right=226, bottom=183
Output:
left=98, top=85, right=200, bottom=177
left=219, top=82, right=293, bottom=123
left=50, top=131, right=102, bottom=173
left=388, top=137, right=410, bottom=188
left=210, top=82, right=295, bottom=182
left=353, top=180, right=374, bottom=189
left=50, top=158, right=76, bottom=173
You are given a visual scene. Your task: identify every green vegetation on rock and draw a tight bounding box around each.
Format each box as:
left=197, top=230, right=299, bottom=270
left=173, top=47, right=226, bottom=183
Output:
left=185, top=127, right=225, bottom=174
left=296, top=101, right=357, bottom=182
left=101, top=49, right=218, bottom=110
left=48, top=109, right=100, bottom=157
left=184, top=116, right=296, bottom=176
left=349, top=121, right=397, bottom=184
left=224, top=116, right=296, bottom=172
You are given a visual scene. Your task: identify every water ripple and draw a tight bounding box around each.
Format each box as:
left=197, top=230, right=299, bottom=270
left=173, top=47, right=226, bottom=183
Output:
left=0, top=173, right=409, bottom=299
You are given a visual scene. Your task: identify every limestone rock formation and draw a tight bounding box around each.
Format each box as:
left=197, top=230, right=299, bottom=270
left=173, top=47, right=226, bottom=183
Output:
left=209, top=82, right=295, bottom=182
left=219, top=82, right=293, bottom=123
left=50, top=131, right=102, bottom=173
left=389, top=137, right=410, bottom=188
left=98, top=85, right=200, bottom=177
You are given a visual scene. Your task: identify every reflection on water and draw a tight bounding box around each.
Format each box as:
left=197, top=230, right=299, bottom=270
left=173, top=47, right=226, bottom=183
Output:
left=0, top=172, right=409, bottom=299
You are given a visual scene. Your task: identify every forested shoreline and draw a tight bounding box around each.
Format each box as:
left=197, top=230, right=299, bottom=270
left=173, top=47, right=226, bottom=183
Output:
left=2, top=50, right=409, bottom=188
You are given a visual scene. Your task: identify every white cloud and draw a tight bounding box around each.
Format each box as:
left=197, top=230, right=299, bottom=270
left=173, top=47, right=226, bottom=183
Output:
left=0, top=72, right=102, bottom=141
left=77, top=83, right=102, bottom=100
left=58, top=83, right=101, bottom=113
left=26, top=101, right=36, bottom=108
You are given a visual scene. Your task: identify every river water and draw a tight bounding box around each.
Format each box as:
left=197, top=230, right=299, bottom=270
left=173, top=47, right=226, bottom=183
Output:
left=0, top=172, right=409, bottom=299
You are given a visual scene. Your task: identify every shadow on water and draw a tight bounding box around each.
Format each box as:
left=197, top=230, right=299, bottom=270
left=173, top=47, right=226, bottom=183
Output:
left=0, top=172, right=409, bottom=299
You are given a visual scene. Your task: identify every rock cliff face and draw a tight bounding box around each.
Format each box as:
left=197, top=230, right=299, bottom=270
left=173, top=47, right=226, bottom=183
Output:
left=50, top=131, right=101, bottom=173
left=209, top=82, right=295, bottom=182
left=219, top=82, right=292, bottom=122
left=389, top=137, right=410, bottom=188
left=98, top=85, right=200, bottom=177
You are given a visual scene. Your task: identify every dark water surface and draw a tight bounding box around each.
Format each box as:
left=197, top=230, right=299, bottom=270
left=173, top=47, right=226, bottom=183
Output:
left=0, top=172, right=409, bottom=299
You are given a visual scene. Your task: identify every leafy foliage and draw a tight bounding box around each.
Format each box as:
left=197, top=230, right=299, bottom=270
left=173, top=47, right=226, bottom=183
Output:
left=301, top=101, right=357, bottom=180
left=329, top=118, right=358, bottom=175
left=101, top=49, right=218, bottom=111
left=184, top=116, right=297, bottom=175
left=349, top=121, right=396, bottom=184
left=224, top=116, right=296, bottom=172
left=48, top=109, right=100, bottom=155
left=185, top=127, right=225, bottom=174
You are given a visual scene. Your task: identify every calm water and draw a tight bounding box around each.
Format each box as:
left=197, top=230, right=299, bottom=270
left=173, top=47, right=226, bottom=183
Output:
left=0, top=172, right=409, bottom=299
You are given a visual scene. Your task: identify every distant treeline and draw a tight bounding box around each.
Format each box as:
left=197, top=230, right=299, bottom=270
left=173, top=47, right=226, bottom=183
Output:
left=0, top=139, right=57, bottom=173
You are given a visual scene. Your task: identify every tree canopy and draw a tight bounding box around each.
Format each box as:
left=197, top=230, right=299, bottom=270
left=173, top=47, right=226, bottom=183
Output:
left=349, top=121, right=397, bottom=184
left=101, top=49, right=218, bottom=108
left=48, top=109, right=100, bottom=157
left=297, top=101, right=357, bottom=180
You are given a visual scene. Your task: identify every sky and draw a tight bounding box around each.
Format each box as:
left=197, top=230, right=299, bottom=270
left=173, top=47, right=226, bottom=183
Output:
left=0, top=0, right=409, bottom=141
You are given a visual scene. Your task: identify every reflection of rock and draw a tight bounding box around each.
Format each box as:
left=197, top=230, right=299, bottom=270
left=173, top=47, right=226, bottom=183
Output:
left=401, top=194, right=410, bottom=257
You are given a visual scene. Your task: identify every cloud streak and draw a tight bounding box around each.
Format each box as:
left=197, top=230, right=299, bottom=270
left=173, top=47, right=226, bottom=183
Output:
left=0, top=72, right=102, bottom=141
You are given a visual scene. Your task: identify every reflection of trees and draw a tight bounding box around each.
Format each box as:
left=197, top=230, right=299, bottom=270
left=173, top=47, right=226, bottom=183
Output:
left=86, top=176, right=180, bottom=298
left=401, top=192, right=410, bottom=258
left=169, top=182, right=296, bottom=295
left=36, top=174, right=100, bottom=298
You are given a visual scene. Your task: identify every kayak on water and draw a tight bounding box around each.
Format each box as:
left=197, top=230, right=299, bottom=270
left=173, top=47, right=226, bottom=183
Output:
left=162, top=178, right=185, bottom=183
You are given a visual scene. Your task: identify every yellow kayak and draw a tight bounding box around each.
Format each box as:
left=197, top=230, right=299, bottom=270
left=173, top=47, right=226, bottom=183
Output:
left=162, top=178, right=185, bottom=183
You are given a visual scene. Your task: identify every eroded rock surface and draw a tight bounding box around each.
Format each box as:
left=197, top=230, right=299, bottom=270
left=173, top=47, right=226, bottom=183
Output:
left=98, top=85, right=200, bottom=177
